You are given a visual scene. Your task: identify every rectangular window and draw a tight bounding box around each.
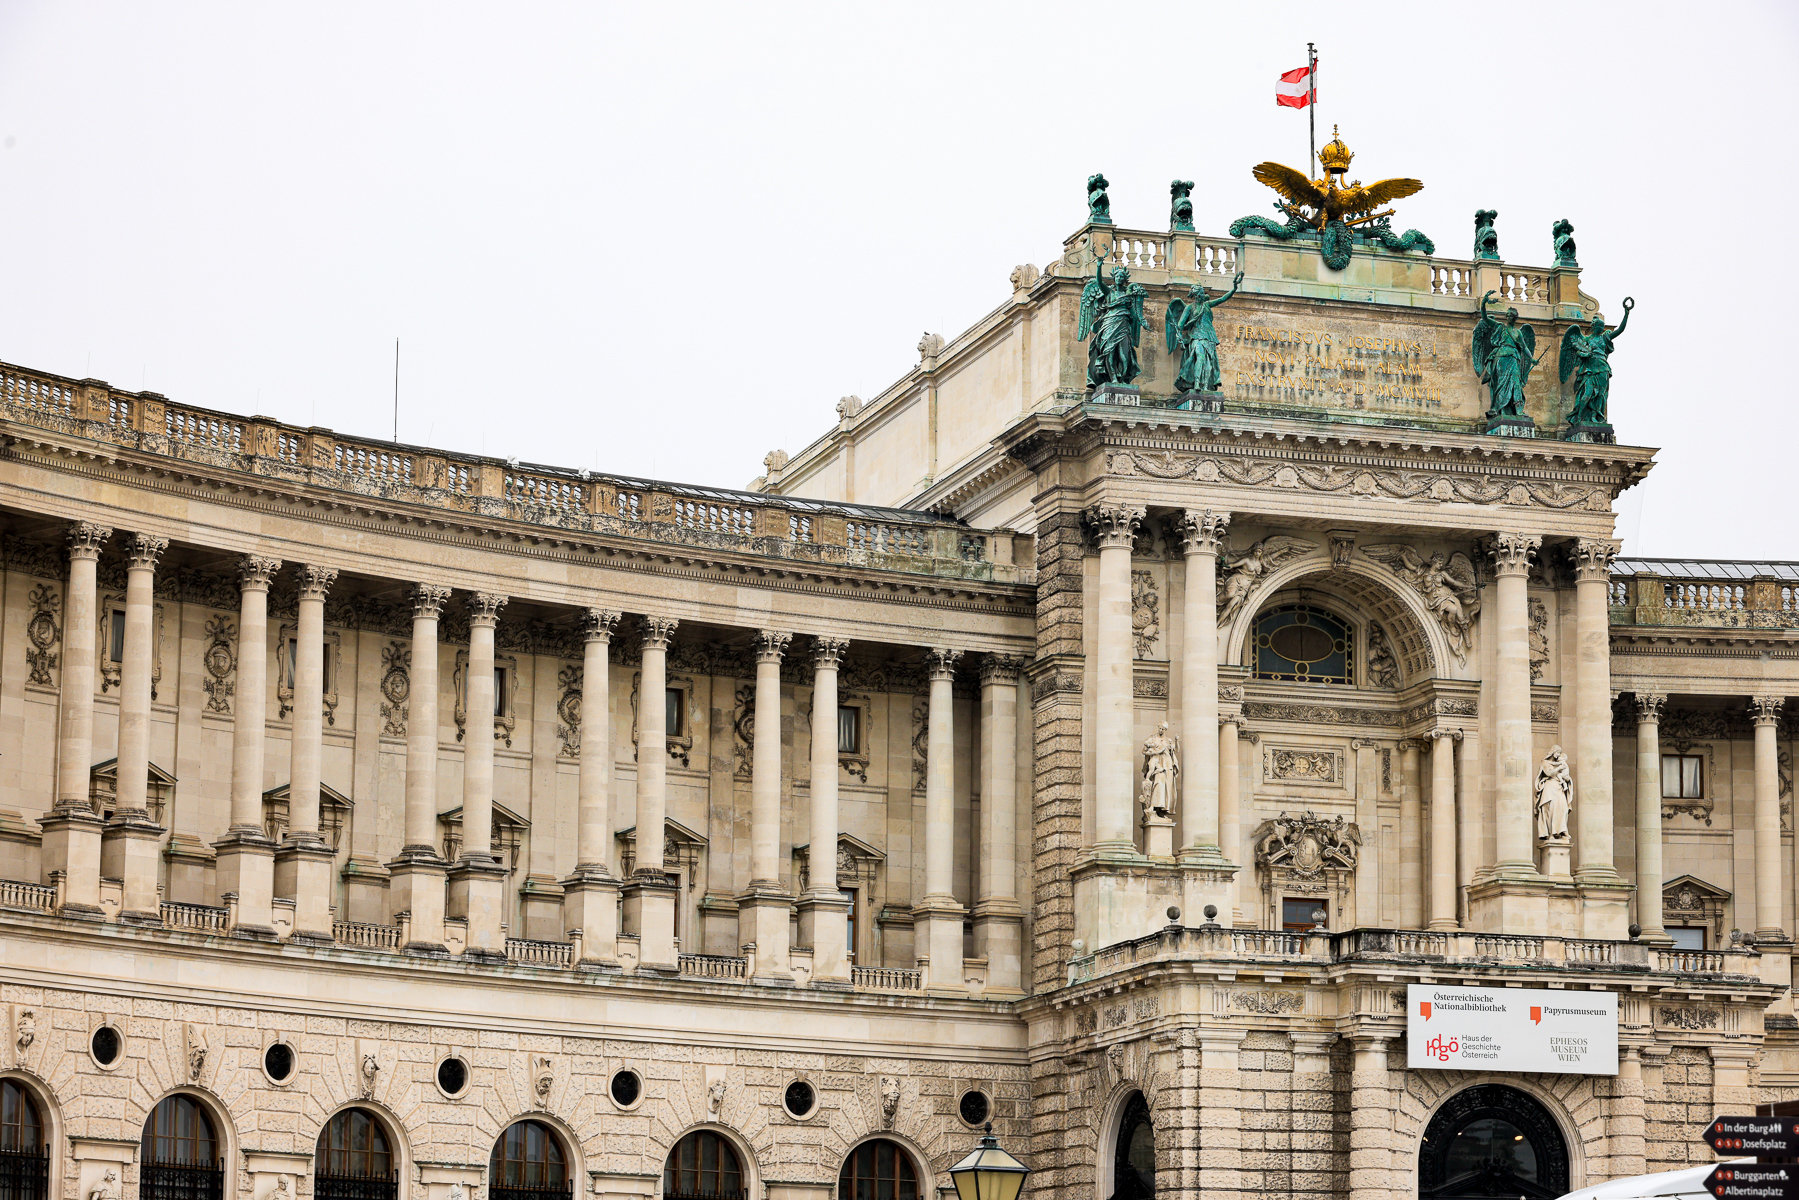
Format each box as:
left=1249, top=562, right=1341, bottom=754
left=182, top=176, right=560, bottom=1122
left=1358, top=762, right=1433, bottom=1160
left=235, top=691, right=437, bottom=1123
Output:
left=837, top=705, right=861, bottom=756
left=1282, top=897, right=1326, bottom=931
left=493, top=667, right=507, bottom=717
left=666, top=687, right=683, bottom=736
left=108, top=611, right=126, bottom=663
left=841, top=887, right=858, bottom=964
left=1667, top=926, right=1705, bottom=951
left=284, top=637, right=298, bottom=690
left=1661, top=753, right=1703, bottom=799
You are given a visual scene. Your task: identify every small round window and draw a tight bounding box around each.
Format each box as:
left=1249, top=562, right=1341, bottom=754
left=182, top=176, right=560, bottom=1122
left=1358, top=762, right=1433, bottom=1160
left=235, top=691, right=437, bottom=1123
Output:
left=609, top=1069, right=642, bottom=1108
left=958, top=1089, right=990, bottom=1127
left=436, top=1056, right=469, bottom=1097
left=783, top=1080, right=816, bottom=1119
left=263, top=1041, right=295, bottom=1084
left=90, top=1025, right=122, bottom=1068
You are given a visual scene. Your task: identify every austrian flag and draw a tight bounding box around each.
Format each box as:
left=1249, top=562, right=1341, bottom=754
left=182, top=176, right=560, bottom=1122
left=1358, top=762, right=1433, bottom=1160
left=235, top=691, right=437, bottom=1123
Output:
left=1276, top=63, right=1315, bottom=108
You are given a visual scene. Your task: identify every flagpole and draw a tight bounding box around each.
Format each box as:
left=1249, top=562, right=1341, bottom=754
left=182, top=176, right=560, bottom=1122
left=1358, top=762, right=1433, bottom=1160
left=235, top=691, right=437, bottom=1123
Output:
left=1309, top=43, right=1318, bottom=175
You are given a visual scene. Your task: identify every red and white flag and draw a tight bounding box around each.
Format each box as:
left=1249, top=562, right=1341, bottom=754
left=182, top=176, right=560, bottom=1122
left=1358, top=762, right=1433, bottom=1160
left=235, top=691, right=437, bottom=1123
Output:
left=1276, top=63, right=1315, bottom=108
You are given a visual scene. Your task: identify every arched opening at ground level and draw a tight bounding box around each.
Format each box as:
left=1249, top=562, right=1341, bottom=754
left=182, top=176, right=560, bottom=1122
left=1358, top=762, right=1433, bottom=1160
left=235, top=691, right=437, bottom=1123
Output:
left=1418, top=1083, right=1569, bottom=1199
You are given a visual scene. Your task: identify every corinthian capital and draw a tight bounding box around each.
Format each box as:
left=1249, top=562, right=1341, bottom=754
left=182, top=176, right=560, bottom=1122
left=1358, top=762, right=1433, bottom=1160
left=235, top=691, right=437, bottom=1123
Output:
left=926, top=647, right=964, bottom=682
left=1751, top=695, right=1785, bottom=727
left=581, top=609, right=622, bottom=643
left=640, top=615, right=679, bottom=650
left=1487, top=532, right=1540, bottom=577
left=411, top=584, right=452, bottom=619
left=1087, top=504, right=1145, bottom=551
left=469, top=592, right=508, bottom=626
left=237, top=556, right=282, bottom=591
left=755, top=630, right=793, bottom=663
left=125, top=533, right=169, bottom=571
left=1571, top=537, right=1621, bottom=583
left=811, top=636, right=850, bottom=670
left=66, top=521, right=112, bottom=560
left=296, top=565, right=338, bottom=600
left=1634, top=692, right=1666, bottom=724
left=1179, top=510, right=1230, bottom=556
left=980, top=653, right=1027, bottom=684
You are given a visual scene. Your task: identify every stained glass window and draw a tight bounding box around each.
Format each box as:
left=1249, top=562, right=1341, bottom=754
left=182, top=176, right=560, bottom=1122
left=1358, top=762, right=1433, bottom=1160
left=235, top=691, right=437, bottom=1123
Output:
left=1253, top=605, right=1353, bottom=685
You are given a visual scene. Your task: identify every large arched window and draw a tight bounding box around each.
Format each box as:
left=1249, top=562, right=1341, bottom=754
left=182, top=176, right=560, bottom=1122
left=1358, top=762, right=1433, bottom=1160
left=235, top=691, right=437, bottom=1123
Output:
left=1110, top=1093, right=1154, bottom=1200
left=838, top=1140, right=917, bottom=1200
left=664, top=1131, right=744, bottom=1200
left=0, top=1080, right=47, bottom=1200
left=1252, top=604, right=1353, bottom=685
left=490, top=1120, right=569, bottom=1200
left=1419, top=1084, right=1568, bottom=1200
left=315, top=1108, right=397, bottom=1200
left=140, top=1095, right=223, bottom=1200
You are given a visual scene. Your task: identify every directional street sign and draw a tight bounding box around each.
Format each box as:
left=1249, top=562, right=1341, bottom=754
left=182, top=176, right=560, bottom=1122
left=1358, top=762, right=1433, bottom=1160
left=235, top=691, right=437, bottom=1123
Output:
left=1704, top=1115, right=1799, bottom=1158
left=1705, top=1163, right=1799, bottom=1200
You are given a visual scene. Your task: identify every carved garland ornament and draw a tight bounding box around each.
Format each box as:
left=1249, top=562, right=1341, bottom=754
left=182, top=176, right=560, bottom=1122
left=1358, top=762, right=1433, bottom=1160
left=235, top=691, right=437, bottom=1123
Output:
left=380, top=643, right=410, bottom=737
left=555, top=664, right=582, bottom=758
left=24, top=583, right=61, bottom=686
left=1231, top=990, right=1304, bottom=1014
left=201, top=614, right=237, bottom=714
left=1131, top=570, right=1160, bottom=658
left=1657, top=1007, right=1720, bottom=1031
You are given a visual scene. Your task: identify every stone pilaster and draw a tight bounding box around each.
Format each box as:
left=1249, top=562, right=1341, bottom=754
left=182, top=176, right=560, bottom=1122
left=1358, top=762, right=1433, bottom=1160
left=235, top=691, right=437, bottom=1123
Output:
left=103, top=532, right=168, bottom=925
left=215, top=555, right=281, bottom=939
left=1634, top=693, right=1668, bottom=943
left=621, top=615, right=678, bottom=971
left=1089, top=504, right=1143, bottom=857
left=973, top=652, right=1026, bottom=997
left=563, top=608, right=621, bottom=970
left=1348, top=1035, right=1401, bottom=1200
left=1219, top=716, right=1247, bottom=925
left=1752, top=696, right=1786, bottom=944
left=1196, top=1029, right=1245, bottom=1200
left=273, top=565, right=337, bottom=943
left=1397, top=739, right=1423, bottom=929
left=41, top=521, right=110, bottom=919
left=1573, top=537, right=1629, bottom=936
left=447, top=592, right=507, bottom=963
left=739, top=629, right=794, bottom=985
left=1427, top=729, right=1462, bottom=930
left=1351, top=739, right=1380, bottom=927
left=915, top=647, right=966, bottom=994
left=390, top=584, right=450, bottom=955
left=1177, top=510, right=1227, bottom=860
left=797, top=636, right=852, bottom=987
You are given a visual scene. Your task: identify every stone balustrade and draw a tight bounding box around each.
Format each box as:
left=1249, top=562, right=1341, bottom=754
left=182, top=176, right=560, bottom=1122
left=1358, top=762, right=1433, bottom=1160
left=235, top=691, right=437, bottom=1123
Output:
left=1609, top=563, right=1799, bottom=630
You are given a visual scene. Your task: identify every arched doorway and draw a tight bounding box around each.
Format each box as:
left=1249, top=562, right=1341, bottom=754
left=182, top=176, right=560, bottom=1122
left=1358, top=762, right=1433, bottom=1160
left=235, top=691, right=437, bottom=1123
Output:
left=490, top=1120, right=569, bottom=1200
left=314, top=1108, right=397, bottom=1200
left=0, top=1079, right=48, bottom=1200
left=1419, top=1084, right=1569, bottom=1199
left=664, top=1130, right=745, bottom=1200
left=839, top=1140, right=918, bottom=1200
left=140, top=1095, right=223, bottom=1200
left=1110, top=1092, right=1154, bottom=1200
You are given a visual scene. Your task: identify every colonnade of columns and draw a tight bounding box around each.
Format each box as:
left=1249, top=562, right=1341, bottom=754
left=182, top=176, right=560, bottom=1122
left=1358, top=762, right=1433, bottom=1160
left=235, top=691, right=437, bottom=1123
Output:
left=35, top=523, right=1024, bottom=992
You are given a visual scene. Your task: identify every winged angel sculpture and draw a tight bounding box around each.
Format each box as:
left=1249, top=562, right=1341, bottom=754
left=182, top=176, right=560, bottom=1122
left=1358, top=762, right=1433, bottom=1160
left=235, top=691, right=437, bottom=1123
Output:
left=1559, top=297, right=1633, bottom=430
left=1472, top=291, right=1539, bottom=422
left=1078, top=255, right=1146, bottom=389
left=1166, top=272, right=1243, bottom=395
left=1360, top=546, right=1481, bottom=665
left=1217, top=536, right=1316, bottom=624
left=1229, top=127, right=1434, bottom=270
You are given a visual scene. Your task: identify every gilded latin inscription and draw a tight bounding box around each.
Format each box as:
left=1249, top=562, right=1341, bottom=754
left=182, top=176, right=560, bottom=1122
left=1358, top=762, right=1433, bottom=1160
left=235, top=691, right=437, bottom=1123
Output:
left=1227, top=323, right=1450, bottom=414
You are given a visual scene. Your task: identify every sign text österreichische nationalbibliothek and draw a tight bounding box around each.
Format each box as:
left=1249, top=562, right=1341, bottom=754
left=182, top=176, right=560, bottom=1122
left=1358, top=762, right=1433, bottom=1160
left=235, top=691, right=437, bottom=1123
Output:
left=1405, top=985, right=1619, bottom=1076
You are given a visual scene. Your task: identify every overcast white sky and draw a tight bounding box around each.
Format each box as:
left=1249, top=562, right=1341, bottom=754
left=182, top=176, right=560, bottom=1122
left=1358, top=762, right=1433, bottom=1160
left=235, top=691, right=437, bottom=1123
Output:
left=0, top=2, right=1792, bottom=557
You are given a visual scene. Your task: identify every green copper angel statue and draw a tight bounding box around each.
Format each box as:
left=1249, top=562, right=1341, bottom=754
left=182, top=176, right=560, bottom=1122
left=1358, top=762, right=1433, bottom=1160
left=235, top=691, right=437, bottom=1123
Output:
left=1165, top=271, right=1244, bottom=394
left=1471, top=290, right=1539, bottom=419
left=1078, top=258, right=1146, bottom=389
left=1559, top=297, right=1633, bottom=427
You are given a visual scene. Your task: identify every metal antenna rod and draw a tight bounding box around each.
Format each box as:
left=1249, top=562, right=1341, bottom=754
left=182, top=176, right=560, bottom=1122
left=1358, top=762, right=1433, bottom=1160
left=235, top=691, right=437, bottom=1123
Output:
left=393, top=338, right=400, bottom=443
left=1308, top=42, right=1318, bottom=178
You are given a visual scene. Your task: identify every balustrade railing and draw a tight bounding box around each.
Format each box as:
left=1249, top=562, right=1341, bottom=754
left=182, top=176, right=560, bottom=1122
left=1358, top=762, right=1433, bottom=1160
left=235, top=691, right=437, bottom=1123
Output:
left=275, top=432, right=303, bottom=464
left=334, top=444, right=413, bottom=485
left=1108, top=235, right=1165, bottom=270
left=160, top=901, right=229, bottom=933
left=1231, top=930, right=1306, bottom=956
left=1665, top=581, right=1745, bottom=612
left=678, top=952, right=747, bottom=979
left=1563, top=939, right=1619, bottom=964
left=614, top=489, right=642, bottom=519
left=0, top=369, right=74, bottom=418
left=1195, top=240, right=1237, bottom=275
left=0, top=879, right=55, bottom=912
left=1472, top=934, right=1546, bottom=959
left=1430, top=265, right=1473, bottom=297
left=505, top=937, right=573, bottom=967
left=846, top=521, right=929, bottom=556
left=505, top=473, right=583, bottom=511
left=1658, top=949, right=1725, bottom=973
left=165, top=409, right=243, bottom=452
left=851, top=965, right=923, bottom=991
left=788, top=514, right=812, bottom=543
left=672, top=500, right=755, bottom=535
left=333, top=920, right=402, bottom=950
left=1498, top=271, right=1546, bottom=304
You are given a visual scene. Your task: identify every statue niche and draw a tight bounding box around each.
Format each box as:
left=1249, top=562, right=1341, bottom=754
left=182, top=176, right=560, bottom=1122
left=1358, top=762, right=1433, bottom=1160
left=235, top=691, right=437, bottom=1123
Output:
left=1251, top=811, right=1361, bottom=930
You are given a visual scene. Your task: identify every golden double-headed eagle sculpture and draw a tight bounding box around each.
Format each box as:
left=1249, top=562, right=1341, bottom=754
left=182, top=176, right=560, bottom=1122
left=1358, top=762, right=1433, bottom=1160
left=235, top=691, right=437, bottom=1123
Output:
left=1250, top=125, right=1423, bottom=231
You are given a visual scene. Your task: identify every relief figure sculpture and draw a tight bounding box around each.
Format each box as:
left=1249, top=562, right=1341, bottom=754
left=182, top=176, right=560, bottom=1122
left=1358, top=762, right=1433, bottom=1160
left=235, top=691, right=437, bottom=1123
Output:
left=1139, top=722, right=1179, bottom=818
left=1217, top=536, right=1316, bottom=624
left=1559, top=297, right=1632, bottom=428
left=1360, top=545, right=1480, bottom=665
left=1534, top=746, right=1574, bottom=843
left=1165, top=272, right=1245, bottom=395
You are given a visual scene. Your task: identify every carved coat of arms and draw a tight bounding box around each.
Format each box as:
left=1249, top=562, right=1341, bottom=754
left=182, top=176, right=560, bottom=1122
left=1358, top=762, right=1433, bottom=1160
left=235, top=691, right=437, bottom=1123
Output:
left=1252, top=811, right=1362, bottom=879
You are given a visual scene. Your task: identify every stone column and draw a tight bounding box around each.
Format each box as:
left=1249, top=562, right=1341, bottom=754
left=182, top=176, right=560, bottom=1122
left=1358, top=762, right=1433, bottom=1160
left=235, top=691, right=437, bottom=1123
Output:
left=1752, top=696, right=1786, bottom=943
left=390, top=584, right=450, bottom=955
left=215, top=556, right=281, bottom=938
left=1398, top=739, right=1423, bottom=929
left=1634, top=693, right=1668, bottom=942
left=563, top=608, right=621, bottom=969
left=103, top=532, right=168, bottom=925
left=1352, top=739, right=1380, bottom=927
left=621, top=615, right=678, bottom=970
left=1218, top=715, right=1246, bottom=925
left=1090, top=504, right=1143, bottom=856
left=1196, top=1029, right=1247, bottom=1200
left=1178, top=510, right=1228, bottom=861
left=1348, top=1036, right=1401, bottom=1200
left=797, top=637, right=852, bottom=987
left=739, top=629, right=794, bottom=984
left=915, top=647, right=966, bottom=993
left=273, top=565, right=337, bottom=943
left=1427, top=729, right=1462, bottom=930
left=1489, top=533, right=1541, bottom=875
left=447, top=592, right=508, bottom=962
left=1572, top=538, right=1627, bottom=934
left=973, top=653, right=1026, bottom=997
left=41, top=522, right=111, bottom=918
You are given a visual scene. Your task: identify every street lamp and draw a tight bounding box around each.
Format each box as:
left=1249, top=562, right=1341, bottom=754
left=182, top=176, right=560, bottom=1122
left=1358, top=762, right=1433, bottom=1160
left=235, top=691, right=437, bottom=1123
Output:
left=949, top=1123, right=1031, bottom=1200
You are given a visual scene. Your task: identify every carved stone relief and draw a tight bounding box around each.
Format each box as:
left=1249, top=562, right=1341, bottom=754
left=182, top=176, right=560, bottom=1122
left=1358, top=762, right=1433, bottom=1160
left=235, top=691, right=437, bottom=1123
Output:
left=1231, top=990, right=1304, bottom=1014
left=1265, top=746, right=1343, bottom=785
left=732, top=684, right=755, bottom=778
left=1365, top=622, right=1398, bottom=690
left=911, top=701, right=929, bottom=794
left=1131, top=570, right=1160, bottom=658
left=25, top=583, right=61, bottom=686
left=201, top=614, right=236, bottom=714
left=555, top=665, right=582, bottom=759
left=1527, top=598, right=1550, bottom=682
left=1657, top=1007, right=1720, bottom=1031
left=379, top=643, right=410, bottom=738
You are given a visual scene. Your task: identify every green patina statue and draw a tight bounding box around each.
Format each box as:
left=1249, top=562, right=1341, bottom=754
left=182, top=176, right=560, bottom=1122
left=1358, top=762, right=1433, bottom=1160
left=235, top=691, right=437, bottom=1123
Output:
left=1559, top=297, right=1632, bottom=427
left=1078, top=256, right=1146, bottom=389
left=1165, top=271, right=1245, bottom=394
left=1471, top=290, right=1539, bottom=419
left=1088, top=173, right=1112, bottom=225
left=1473, top=210, right=1500, bottom=260
left=1170, top=180, right=1194, bottom=232
left=1553, top=219, right=1578, bottom=269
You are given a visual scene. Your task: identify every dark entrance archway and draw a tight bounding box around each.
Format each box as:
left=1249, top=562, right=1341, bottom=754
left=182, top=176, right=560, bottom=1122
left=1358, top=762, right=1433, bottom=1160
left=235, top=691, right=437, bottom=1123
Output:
left=1418, top=1084, right=1569, bottom=1199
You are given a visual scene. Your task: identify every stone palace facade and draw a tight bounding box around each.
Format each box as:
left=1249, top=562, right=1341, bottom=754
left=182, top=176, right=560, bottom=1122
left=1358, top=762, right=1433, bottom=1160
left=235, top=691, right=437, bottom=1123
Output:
left=0, top=185, right=1792, bottom=1200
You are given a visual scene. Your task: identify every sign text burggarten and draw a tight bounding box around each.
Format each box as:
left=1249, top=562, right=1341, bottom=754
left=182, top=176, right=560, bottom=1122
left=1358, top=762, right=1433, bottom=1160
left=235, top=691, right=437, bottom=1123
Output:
left=1406, top=985, right=1618, bottom=1076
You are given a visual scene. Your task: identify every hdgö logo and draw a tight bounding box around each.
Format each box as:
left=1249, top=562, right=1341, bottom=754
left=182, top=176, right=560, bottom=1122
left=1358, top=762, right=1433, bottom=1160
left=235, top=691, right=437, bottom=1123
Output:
left=1425, top=1035, right=1458, bottom=1062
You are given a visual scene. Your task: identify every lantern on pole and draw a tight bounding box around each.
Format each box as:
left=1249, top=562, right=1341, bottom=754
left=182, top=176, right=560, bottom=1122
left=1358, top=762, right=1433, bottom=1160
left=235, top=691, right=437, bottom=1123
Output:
left=949, top=1124, right=1031, bottom=1200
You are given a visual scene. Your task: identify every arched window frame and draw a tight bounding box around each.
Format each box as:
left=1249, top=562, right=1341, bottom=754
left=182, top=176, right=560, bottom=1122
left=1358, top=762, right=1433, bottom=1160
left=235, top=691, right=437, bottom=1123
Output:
left=489, top=1119, right=570, bottom=1200
left=1108, top=1092, right=1155, bottom=1200
left=314, top=1106, right=397, bottom=1200
left=0, top=1075, right=50, bottom=1200
left=662, top=1128, right=750, bottom=1200
left=836, top=1137, right=921, bottom=1200
left=139, top=1093, right=225, bottom=1200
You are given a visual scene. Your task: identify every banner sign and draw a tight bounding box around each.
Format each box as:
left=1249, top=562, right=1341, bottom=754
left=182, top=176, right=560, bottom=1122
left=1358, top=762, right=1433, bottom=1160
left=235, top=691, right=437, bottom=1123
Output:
left=1405, top=985, right=1618, bottom=1076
